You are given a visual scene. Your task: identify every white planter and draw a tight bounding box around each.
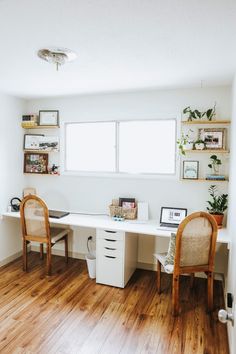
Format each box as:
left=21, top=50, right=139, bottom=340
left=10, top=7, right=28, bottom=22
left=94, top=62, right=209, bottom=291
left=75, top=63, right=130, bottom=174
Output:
left=195, top=143, right=205, bottom=150
left=183, top=142, right=193, bottom=151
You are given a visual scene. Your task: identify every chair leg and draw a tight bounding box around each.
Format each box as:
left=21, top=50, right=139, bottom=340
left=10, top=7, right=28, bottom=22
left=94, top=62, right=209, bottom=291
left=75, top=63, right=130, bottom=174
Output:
left=23, top=239, right=28, bottom=272
left=65, top=235, right=68, bottom=263
left=157, top=260, right=161, bottom=294
left=207, top=272, right=214, bottom=312
left=190, top=273, right=194, bottom=288
left=46, top=243, right=52, bottom=276
left=40, top=243, right=44, bottom=260
left=172, top=274, right=180, bottom=316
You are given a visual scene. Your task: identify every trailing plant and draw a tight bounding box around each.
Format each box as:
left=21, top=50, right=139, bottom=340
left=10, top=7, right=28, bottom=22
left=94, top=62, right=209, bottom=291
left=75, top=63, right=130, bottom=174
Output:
left=206, top=185, right=228, bottom=215
left=208, top=154, right=222, bottom=174
left=177, top=130, right=193, bottom=155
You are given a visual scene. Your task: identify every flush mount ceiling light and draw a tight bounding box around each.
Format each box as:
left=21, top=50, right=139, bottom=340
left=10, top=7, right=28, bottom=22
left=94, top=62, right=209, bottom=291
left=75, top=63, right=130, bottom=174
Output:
left=37, top=47, right=77, bottom=70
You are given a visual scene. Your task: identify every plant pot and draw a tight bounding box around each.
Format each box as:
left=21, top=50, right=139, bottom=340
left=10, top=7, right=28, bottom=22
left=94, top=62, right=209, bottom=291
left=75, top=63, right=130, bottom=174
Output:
left=210, top=213, right=224, bottom=228
left=183, top=142, right=193, bottom=151
left=195, top=143, right=205, bottom=150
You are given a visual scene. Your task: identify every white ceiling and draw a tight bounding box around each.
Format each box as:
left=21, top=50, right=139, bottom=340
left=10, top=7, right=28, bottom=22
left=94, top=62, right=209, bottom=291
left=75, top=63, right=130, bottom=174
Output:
left=0, top=0, right=235, bottom=98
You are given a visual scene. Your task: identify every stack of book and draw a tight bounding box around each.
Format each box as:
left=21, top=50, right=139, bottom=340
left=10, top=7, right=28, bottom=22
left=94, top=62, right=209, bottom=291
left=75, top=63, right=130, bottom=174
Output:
left=206, top=175, right=226, bottom=181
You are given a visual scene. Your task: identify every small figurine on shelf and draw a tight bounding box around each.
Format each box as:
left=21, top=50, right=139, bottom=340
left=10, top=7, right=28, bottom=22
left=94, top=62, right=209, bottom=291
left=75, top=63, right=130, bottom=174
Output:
left=48, top=164, right=60, bottom=175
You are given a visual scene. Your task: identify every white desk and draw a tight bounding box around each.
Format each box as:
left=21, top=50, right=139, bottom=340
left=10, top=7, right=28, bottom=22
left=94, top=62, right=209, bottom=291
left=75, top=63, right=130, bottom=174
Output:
left=2, top=212, right=230, bottom=288
left=2, top=212, right=230, bottom=244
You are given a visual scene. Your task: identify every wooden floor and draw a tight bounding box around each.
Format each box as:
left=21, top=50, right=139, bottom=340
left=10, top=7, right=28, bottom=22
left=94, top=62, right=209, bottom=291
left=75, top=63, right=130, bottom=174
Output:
left=0, top=252, right=228, bottom=354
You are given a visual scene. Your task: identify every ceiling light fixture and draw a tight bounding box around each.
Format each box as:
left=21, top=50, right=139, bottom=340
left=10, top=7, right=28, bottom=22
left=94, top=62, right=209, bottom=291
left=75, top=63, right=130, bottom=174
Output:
left=37, top=47, right=77, bottom=70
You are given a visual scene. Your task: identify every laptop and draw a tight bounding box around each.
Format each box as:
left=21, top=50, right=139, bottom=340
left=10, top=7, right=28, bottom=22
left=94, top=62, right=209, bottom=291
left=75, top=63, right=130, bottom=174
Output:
left=49, top=210, right=70, bottom=219
left=159, top=207, right=187, bottom=230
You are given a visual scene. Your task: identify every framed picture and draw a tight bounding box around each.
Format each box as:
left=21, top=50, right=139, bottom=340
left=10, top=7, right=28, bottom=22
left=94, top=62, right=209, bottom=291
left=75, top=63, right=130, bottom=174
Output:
left=24, top=153, right=48, bottom=174
left=24, top=134, right=44, bottom=150
left=183, top=160, right=199, bottom=179
left=39, top=110, right=59, bottom=126
left=199, top=128, right=226, bottom=150
left=38, top=136, right=59, bottom=151
left=119, top=198, right=136, bottom=208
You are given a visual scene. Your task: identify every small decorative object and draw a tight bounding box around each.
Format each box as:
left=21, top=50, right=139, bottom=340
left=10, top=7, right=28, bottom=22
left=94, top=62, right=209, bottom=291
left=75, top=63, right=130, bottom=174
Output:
left=206, top=185, right=228, bottom=228
left=39, top=110, right=59, bottom=126
left=38, top=136, right=59, bottom=151
left=24, top=134, right=43, bottom=150
left=208, top=155, right=222, bottom=175
left=199, top=128, right=226, bottom=150
left=48, top=164, right=60, bottom=175
left=177, top=130, right=194, bottom=155
left=182, top=160, right=199, bottom=179
left=119, top=198, right=136, bottom=207
left=24, top=153, right=48, bottom=174
left=182, top=103, right=216, bottom=122
left=21, top=114, right=38, bottom=128
left=194, top=139, right=205, bottom=150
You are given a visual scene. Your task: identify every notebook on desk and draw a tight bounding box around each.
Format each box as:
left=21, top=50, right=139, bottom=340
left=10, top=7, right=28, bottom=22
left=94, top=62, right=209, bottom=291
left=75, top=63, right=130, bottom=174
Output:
left=49, top=210, right=70, bottom=219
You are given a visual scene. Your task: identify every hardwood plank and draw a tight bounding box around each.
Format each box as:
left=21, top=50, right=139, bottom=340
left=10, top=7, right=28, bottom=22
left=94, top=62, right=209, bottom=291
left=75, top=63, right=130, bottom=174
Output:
left=0, top=252, right=229, bottom=354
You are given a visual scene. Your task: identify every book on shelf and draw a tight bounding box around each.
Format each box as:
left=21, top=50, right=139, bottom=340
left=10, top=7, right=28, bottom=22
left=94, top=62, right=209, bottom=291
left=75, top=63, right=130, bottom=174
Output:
left=206, top=175, right=226, bottom=181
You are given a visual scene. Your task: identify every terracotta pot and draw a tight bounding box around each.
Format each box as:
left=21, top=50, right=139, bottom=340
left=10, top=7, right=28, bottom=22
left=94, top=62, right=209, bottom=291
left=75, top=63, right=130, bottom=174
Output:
left=211, top=214, right=224, bottom=228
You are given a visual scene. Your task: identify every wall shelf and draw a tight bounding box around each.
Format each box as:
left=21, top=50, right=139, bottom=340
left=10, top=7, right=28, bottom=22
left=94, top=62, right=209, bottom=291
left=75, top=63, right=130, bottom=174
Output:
left=23, top=150, right=59, bottom=154
left=184, top=149, right=229, bottom=154
left=180, top=178, right=228, bottom=182
left=22, top=125, right=59, bottom=129
left=181, top=120, right=230, bottom=125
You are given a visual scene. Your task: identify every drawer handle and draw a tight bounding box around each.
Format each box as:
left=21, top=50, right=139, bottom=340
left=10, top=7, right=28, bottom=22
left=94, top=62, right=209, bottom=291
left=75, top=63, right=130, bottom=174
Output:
left=105, top=247, right=116, bottom=251
left=105, top=238, right=117, bottom=242
left=105, top=255, right=116, bottom=259
left=104, top=230, right=117, bottom=234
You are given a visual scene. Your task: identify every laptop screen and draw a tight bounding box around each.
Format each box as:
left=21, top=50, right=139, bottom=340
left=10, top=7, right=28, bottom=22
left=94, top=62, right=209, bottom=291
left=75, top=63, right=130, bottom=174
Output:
left=160, top=207, right=187, bottom=225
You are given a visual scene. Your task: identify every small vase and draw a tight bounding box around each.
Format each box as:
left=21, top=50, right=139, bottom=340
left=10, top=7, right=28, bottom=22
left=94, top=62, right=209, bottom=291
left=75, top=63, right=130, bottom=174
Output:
left=195, top=143, right=205, bottom=150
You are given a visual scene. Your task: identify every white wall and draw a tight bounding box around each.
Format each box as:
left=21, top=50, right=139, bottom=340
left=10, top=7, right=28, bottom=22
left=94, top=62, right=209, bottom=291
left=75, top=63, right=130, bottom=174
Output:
left=0, top=93, right=26, bottom=263
left=26, top=86, right=231, bottom=268
left=226, top=78, right=236, bottom=353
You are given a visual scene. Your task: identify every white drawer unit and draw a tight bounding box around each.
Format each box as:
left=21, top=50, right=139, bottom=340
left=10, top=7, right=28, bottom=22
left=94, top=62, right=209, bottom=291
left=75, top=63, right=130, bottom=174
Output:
left=96, top=229, right=138, bottom=288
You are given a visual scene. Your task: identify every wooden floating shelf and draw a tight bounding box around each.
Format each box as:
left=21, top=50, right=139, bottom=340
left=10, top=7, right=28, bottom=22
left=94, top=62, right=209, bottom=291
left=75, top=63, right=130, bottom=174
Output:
left=24, top=173, right=59, bottom=176
left=184, top=149, right=229, bottom=154
left=180, top=178, right=229, bottom=182
left=22, top=125, right=60, bottom=129
left=23, top=150, right=59, bottom=154
left=181, top=120, right=230, bottom=125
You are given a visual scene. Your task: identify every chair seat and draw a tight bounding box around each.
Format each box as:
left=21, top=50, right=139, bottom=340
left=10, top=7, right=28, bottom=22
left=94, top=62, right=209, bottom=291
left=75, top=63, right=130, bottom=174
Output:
left=153, top=253, right=174, bottom=274
left=50, top=227, right=70, bottom=243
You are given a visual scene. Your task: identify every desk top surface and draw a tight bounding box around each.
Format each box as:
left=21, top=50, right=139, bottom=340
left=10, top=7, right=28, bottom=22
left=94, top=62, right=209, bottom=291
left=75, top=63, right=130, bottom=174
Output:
left=2, top=211, right=230, bottom=245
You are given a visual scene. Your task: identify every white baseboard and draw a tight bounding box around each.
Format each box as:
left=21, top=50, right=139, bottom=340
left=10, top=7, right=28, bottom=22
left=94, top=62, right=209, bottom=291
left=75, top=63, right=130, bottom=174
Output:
left=0, top=251, right=22, bottom=267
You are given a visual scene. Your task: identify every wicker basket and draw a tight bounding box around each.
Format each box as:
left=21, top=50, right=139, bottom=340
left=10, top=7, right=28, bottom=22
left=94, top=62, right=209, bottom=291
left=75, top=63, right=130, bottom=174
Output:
left=109, top=205, right=137, bottom=220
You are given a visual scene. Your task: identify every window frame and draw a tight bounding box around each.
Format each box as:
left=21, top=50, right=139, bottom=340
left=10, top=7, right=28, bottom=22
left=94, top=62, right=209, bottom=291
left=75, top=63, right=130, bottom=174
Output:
left=61, top=118, right=178, bottom=179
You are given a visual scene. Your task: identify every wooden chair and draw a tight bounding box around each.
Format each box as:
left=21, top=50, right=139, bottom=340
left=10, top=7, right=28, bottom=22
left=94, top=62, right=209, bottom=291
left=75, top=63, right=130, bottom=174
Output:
left=20, top=195, right=71, bottom=275
left=154, top=211, right=218, bottom=316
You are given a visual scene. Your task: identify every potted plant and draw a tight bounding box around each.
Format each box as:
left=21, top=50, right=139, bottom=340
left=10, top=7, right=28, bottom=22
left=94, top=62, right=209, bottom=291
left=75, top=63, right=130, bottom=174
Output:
left=202, top=103, right=216, bottom=121
left=183, top=107, right=202, bottom=121
left=208, top=155, right=222, bottom=175
left=206, top=185, right=228, bottom=227
left=177, top=130, right=194, bottom=155
left=194, top=139, right=205, bottom=150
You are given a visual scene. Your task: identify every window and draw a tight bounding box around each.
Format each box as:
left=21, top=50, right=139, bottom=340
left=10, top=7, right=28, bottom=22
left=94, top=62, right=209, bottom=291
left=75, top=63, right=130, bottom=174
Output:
left=65, top=119, right=176, bottom=175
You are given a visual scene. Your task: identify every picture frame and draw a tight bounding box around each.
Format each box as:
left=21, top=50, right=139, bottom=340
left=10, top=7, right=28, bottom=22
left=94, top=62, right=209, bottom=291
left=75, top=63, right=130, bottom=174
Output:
left=182, top=160, right=199, bottom=180
left=23, top=134, right=44, bottom=150
left=119, top=198, right=136, bottom=208
left=38, top=136, right=59, bottom=151
left=39, top=110, right=59, bottom=126
left=24, top=153, right=48, bottom=174
left=199, top=128, right=226, bottom=150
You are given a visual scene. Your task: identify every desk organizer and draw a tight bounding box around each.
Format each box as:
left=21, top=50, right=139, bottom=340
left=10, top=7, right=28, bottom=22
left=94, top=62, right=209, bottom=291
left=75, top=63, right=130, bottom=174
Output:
left=109, top=205, right=137, bottom=220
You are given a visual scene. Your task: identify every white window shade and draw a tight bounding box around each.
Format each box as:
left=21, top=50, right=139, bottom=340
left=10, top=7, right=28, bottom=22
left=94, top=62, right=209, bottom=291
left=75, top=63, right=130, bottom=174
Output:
left=65, top=122, right=116, bottom=172
left=119, top=120, right=176, bottom=174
